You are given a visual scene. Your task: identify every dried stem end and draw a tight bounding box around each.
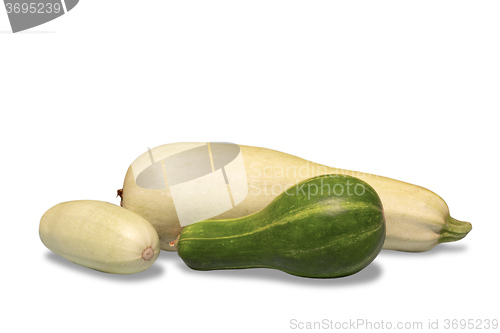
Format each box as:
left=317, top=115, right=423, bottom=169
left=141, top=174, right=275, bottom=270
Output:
left=117, top=189, right=123, bottom=207
left=142, top=246, right=155, bottom=261
left=169, top=235, right=181, bottom=249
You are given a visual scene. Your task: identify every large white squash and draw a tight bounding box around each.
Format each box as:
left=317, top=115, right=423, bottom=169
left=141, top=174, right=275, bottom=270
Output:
left=120, top=142, right=471, bottom=252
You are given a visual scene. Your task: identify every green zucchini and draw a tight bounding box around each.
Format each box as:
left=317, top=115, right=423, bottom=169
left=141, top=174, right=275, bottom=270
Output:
left=175, top=175, right=386, bottom=278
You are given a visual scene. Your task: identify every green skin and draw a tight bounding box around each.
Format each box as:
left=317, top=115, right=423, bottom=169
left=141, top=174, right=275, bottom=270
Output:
left=177, top=175, right=386, bottom=278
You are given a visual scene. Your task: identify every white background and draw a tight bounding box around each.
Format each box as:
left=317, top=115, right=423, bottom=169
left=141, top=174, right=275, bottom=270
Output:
left=1, top=1, right=499, bottom=332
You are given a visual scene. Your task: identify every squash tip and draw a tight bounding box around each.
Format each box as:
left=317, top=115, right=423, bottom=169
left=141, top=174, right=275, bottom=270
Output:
left=142, top=246, right=155, bottom=261
left=439, top=216, right=472, bottom=244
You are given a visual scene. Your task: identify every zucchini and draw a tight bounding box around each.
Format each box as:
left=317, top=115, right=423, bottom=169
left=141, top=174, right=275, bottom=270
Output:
left=174, top=175, right=385, bottom=278
left=40, top=200, right=160, bottom=274
left=120, top=142, right=472, bottom=252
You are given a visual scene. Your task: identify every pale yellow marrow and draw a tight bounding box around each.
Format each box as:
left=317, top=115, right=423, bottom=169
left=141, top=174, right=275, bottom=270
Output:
left=121, top=143, right=471, bottom=252
left=40, top=200, right=160, bottom=274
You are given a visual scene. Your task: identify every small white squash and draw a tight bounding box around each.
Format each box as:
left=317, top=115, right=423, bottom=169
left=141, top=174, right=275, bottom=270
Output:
left=40, top=200, right=160, bottom=274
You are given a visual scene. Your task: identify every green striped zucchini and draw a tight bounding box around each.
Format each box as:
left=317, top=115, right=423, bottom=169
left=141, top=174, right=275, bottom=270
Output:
left=174, top=175, right=385, bottom=278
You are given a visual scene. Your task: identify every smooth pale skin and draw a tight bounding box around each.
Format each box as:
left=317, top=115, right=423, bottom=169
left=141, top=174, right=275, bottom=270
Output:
left=40, top=200, right=160, bottom=274
left=121, top=143, right=472, bottom=252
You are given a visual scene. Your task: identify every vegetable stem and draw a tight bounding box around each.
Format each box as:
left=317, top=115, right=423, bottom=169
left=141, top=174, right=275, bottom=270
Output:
left=439, top=216, right=472, bottom=243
